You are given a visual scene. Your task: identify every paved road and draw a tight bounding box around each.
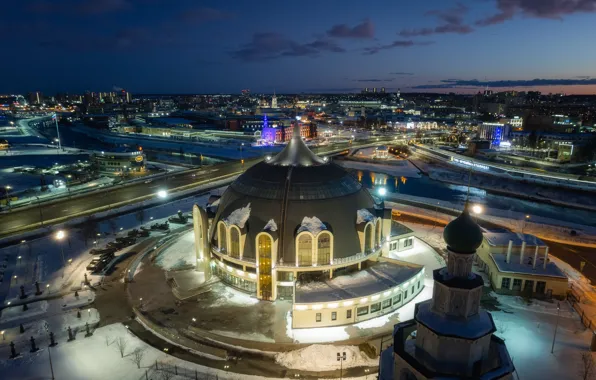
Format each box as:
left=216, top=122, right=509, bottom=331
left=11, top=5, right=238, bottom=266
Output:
left=0, top=141, right=374, bottom=239
left=0, top=158, right=251, bottom=238
left=542, top=240, right=596, bottom=284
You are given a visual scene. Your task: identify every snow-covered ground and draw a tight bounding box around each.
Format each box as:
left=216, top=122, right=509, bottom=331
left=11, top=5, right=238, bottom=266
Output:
left=275, top=344, right=377, bottom=371
left=209, top=284, right=259, bottom=308
left=0, top=323, right=372, bottom=380
left=0, top=189, right=214, bottom=305
left=336, top=159, right=421, bottom=178
left=154, top=230, right=196, bottom=270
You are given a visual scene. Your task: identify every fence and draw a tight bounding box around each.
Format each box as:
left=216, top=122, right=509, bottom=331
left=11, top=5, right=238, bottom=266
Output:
left=568, top=284, right=596, bottom=331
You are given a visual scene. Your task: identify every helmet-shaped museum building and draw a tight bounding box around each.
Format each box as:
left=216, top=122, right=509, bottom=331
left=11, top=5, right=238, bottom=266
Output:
left=192, top=127, right=424, bottom=328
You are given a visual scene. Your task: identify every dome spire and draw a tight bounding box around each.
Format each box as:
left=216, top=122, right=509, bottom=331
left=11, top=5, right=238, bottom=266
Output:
left=267, top=122, right=326, bottom=167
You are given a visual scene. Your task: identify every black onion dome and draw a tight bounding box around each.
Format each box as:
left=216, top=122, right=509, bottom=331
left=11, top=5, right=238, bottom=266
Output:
left=443, top=203, right=483, bottom=254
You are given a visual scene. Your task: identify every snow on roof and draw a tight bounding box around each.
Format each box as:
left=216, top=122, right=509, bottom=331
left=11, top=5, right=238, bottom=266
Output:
left=484, top=230, right=546, bottom=247
left=491, top=253, right=567, bottom=278
left=297, top=216, right=327, bottom=235
left=356, top=209, right=375, bottom=224
left=264, top=219, right=278, bottom=232
left=295, top=262, right=422, bottom=303
left=223, top=203, right=251, bottom=228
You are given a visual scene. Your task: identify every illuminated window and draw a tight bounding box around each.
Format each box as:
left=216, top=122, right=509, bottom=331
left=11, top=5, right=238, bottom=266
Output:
left=317, top=232, right=332, bottom=265
left=230, top=227, right=240, bottom=258
left=364, top=223, right=373, bottom=253
left=375, top=219, right=382, bottom=247
left=218, top=223, right=227, bottom=252
left=297, top=234, right=313, bottom=266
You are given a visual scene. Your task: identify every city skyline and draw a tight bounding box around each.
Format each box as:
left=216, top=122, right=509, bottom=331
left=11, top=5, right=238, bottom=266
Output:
left=2, top=0, right=596, bottom=94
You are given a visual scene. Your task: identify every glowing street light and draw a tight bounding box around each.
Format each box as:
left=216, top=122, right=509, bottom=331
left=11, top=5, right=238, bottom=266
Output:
left=157, top=190, right=168, bottom=199
left=377, top=187, right=387, bottom=197
left=55, top=230, right=67, bottom=277
left=471, top=204, right=483, bottom=214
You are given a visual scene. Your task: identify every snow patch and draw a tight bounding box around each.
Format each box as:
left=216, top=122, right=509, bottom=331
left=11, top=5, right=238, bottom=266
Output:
left=210, top=330, right=275, bottom=343
left=210, top=286, right=259, bottom=307
left=223, top=203, right=251, bottom=228
left=275, top=345, right=377, bottom=371
left=297, top=216, right=327, bottom=235
left=356, top=209, right=375, bottom=224
left=264, top=219, right=278, bottom=232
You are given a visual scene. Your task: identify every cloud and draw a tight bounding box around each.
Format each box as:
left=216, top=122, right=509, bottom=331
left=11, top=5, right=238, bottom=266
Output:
left=363, top=40, right=433, bottom=55
left=390, top=72, right=414, bottom=76
left=29, top=0, right=132, bottom=15
left=413, top=78, right=596, bottom=89
left=231, top=33, right=344, bottom=61
left=353, top=79, right=394, bottom=82
left=476, top=0, right=596, bottom=26
left=400, top=3, right=473, bottom=37
left=327, top=19, right=375, bottom=39
left=178, top=7, right=235, bottom=23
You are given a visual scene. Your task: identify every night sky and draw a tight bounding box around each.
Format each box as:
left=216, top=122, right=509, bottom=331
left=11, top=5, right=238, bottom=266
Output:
left=2, top=0, right=596, bottom=95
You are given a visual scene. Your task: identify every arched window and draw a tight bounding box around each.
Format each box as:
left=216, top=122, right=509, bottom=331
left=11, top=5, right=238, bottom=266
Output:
left=317, top=232, right=332, bottom=265
left=257, top=234, right=272, bottom=300
left=218, top=222, right=227, bottom=252
left=230, top=226, right=240, bottom=258
left=297, top=234, right=313, bottom=266
left=375, top=219, right=382, bottom=248
left=364, top=223, right=373, bottom=253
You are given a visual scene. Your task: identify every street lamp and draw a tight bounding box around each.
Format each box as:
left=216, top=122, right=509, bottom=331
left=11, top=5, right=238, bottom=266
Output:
left=4, top=185, right=11, bottom=210
left=55, top=230, right=67, bottom=277
left=337, top=352, right=346, bottom=380
left=471, top=204, right=483, bottom=215
left=522, top=214, right=530, bottom=233
left=551, top=302, right=561, bottom=354
left=157, top=190, right=168, bottom=199
left=377, top=187, right=387, bottom=197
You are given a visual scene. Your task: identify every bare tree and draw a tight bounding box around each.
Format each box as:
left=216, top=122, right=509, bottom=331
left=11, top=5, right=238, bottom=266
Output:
left=135, top=209, right=146, bottom=225
left=108, top=219, right=118, bottom=236
left=104, top=335, right=111, bottom=346
left=160, top=369, right=175, bottom=380
left=495, top=321, right=509, bottom=338
left=130, top=347, right=146, bottom=369
left=115, top=336, right=128, bottom=358
left=580, top=351, right=596, bottom=380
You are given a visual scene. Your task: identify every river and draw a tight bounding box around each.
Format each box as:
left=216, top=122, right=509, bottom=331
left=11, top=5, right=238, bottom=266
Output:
left=353, top=169, right=596, bottom=227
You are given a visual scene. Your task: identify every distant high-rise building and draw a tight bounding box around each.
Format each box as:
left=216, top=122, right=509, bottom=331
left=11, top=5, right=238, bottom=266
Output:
left=397, top=88, right=401, bottom=98
left=381, top=87, right=386, bottom=93
left=373, top=87, right=377, bottom=93
left=271, top=91, right=278, bottom=108
left=28, top=91, right=43, bottom=105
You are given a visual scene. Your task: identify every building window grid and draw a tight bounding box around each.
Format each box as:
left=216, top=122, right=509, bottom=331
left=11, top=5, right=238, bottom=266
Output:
left=331, top=312, right=337, bottom=321
left=501, top=277, right=511, bottom=290
left=347, top=309, right=352, bottom=319
left=357, top=306, right=369, bottom=316
left=316, top=313, right=321, bottom=322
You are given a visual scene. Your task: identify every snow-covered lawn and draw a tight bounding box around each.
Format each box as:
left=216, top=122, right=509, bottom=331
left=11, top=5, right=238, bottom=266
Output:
left=275, top=344, right=377, bottom=371
left=0, top=323, right=372, bottom=380
left=209, top=284, right=259, bottom=307
left=0, top=300, right=49, bottom=324
left=154, top=230, right=196, bottom=270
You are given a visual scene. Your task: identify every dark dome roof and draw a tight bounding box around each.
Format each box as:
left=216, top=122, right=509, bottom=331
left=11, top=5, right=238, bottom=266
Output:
left=211, top=132, right=380, bottom=263
left=443, top=204, right=483, bottom=254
